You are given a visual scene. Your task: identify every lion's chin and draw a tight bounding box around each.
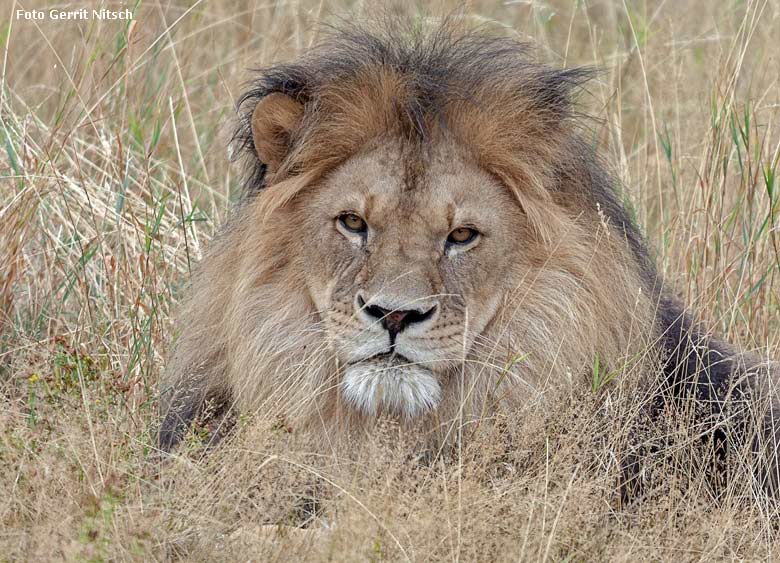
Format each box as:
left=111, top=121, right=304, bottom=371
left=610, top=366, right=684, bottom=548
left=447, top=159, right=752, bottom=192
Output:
left=340, top=362, right=442, bottom=419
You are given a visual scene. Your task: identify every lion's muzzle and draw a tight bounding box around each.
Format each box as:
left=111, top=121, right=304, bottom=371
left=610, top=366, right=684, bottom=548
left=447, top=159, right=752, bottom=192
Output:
left=337, top=292, right=444, bottom=418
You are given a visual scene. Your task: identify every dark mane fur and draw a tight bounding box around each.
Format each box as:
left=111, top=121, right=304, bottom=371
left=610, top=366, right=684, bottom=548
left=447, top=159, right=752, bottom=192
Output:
left=232, top=20, right=591, bottom=192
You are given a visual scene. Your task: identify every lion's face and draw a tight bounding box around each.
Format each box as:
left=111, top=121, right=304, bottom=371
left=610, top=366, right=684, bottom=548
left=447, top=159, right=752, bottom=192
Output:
left=298, top=139, right=525, bottom=419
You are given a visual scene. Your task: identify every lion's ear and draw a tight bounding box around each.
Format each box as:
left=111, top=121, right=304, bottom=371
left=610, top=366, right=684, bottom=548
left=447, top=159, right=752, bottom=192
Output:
left=250, top=92, right=304, bottom=175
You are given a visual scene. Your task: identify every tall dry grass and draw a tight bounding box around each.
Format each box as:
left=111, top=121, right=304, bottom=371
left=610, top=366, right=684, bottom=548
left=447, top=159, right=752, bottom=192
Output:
left=1, top=0, right=779, bottom=560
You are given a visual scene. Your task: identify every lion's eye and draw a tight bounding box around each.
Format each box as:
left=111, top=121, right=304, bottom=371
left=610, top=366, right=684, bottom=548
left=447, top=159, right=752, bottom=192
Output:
left=338, top=213, right=367, bottom=234
left=447, top=227, right=478, bottom=246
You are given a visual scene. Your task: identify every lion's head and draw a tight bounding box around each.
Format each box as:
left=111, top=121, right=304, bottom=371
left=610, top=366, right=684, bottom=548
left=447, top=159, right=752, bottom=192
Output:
left=159, top=21, right=657, bottom=450
left=300, top=138, right=529, bottom=418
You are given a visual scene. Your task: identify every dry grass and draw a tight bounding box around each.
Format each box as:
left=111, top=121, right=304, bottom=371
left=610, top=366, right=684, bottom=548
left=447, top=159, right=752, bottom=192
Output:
left=2, top=0, right=780, bottom=560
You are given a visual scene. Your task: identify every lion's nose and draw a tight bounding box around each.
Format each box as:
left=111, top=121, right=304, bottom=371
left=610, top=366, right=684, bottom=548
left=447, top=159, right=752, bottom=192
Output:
left=356, top=294, right=438, bottom=339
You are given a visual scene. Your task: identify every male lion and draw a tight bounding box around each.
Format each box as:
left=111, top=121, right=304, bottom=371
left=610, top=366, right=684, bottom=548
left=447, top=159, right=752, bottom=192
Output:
left=159, top=21, right=778, bottom=494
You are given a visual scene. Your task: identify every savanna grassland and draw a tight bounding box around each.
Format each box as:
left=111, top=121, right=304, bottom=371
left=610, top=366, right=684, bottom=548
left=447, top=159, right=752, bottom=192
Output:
left=2, top=0, right=780, bottom=560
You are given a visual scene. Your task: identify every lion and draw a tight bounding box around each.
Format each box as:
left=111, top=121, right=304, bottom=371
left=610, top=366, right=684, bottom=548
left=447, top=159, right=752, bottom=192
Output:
left=159, top=21, right=778, bottom=495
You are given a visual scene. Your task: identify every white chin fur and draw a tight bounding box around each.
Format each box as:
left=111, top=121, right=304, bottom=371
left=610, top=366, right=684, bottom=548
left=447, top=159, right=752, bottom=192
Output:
left=341, top=363, right=442, bottom=418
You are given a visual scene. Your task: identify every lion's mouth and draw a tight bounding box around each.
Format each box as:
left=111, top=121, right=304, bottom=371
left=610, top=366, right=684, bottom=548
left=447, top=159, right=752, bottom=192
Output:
left=347, top=350, right=412, bottom=366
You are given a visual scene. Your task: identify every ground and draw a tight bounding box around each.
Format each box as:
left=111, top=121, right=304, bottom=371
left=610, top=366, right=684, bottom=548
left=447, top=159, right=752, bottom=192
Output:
left=2, top=0, right=780, bottom=560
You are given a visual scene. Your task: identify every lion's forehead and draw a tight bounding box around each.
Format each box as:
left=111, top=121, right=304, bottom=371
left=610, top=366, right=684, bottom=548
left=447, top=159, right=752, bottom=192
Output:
left=320, top=139, right=516, bottom=232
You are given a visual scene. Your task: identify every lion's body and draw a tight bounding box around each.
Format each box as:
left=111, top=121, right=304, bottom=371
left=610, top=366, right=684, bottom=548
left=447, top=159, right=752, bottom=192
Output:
left=159, top=21, right=777, bottom=494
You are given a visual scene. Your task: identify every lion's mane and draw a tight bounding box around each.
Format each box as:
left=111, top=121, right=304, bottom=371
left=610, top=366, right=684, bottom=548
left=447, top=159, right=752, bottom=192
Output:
left=159, top=21, right=777, bottom=496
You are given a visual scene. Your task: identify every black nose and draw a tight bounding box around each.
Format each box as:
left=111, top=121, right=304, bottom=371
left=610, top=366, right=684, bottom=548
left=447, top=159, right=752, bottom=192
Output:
left=358, top=295, right=437, bottom=338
